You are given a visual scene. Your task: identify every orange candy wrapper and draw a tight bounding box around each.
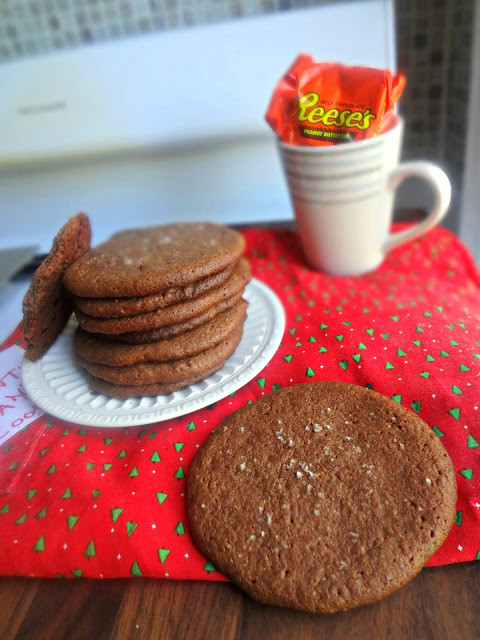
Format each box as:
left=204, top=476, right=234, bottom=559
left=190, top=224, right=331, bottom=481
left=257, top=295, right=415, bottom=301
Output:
left=265, top=54, right=406, bottom=145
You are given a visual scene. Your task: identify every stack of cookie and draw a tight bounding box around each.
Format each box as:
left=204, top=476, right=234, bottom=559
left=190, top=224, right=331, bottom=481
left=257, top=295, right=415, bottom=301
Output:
left=62, top=222, right=251, bottom=398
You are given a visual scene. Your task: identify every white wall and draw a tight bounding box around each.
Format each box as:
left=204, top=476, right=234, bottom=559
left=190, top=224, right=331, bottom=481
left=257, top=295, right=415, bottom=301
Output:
left=0, top=2, right=396, bottom=251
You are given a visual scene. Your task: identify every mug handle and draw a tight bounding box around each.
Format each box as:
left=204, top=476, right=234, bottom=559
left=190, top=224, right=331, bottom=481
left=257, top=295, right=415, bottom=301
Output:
left=383, top=161, right=451, bottom=253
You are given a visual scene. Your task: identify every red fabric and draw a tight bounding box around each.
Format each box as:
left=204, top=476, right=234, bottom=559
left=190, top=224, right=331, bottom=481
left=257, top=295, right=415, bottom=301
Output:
left=1, top=225, right=480, bottom=580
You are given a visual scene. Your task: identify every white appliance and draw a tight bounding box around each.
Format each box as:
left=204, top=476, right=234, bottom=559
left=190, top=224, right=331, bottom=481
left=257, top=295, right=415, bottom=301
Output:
left=0, top=1, right=396, bottom=253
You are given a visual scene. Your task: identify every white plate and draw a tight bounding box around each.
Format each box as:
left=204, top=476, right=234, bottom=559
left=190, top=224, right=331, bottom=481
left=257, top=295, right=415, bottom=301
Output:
left=22, top=279, right=285, bottom=427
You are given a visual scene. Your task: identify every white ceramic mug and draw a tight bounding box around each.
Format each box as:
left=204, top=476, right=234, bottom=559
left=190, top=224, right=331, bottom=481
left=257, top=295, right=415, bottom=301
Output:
left=278, top=117, right=451, bottom=275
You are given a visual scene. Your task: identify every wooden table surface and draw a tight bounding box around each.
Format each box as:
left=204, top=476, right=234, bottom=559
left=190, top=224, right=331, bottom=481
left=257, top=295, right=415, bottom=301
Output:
left=1, top=558, right=479, bottom=640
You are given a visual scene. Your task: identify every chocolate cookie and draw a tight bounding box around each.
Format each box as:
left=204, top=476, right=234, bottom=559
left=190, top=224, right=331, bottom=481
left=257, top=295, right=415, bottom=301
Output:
left=73, top=258, right=250, bottom=335
left=72, top=263, right=234, bottom=318
left=86, top=366, right=221, bottom=399
left=73, top=299, right=247, bottom=365
left=79, top=324, right=243, bottom=385
left=63, top=222, right=245, bottom=298
left=22, top=212, right=92, bottom=361
left=109, top=292, right=244, bottom=344
left=187, top=382, right=457, bottom=614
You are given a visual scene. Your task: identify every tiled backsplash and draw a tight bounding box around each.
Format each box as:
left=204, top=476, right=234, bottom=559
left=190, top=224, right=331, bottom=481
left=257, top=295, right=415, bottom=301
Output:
left=0, top=0, right=346, bottom=57
left=396, top=0, right=475, bottom=230
left=0, top=0, right=475, bottom=231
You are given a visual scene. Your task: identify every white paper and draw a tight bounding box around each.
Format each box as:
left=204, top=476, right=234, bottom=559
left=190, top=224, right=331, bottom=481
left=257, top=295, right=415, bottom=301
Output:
left=0, top=345, right=45, bottom=446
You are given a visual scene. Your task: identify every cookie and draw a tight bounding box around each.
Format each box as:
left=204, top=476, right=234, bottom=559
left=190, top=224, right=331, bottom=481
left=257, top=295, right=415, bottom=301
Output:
left=86, top=365, right=222, bottom=398
left=79, top=324, right=243, bottom=385
left=109, top=292, right=244, bottom=344
left=72, top=263, right=234, bottom=318
left=63, top=222, right=245, bottom=298
left=187, top=381, right=457, bottom=614
left=73, top=299, right=248, bottom=366
left=73, top=258, right=250, bottom=335
left=22, top=212, right=92, bottom=361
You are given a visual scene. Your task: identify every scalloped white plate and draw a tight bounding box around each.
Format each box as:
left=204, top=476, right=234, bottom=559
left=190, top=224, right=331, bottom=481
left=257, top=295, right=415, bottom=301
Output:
left=22, top=279, right=285, bottom=427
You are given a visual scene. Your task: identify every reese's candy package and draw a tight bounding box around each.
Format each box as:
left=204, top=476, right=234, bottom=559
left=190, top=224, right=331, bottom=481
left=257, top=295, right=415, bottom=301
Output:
left=265, top=54, right=405, bottom=145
